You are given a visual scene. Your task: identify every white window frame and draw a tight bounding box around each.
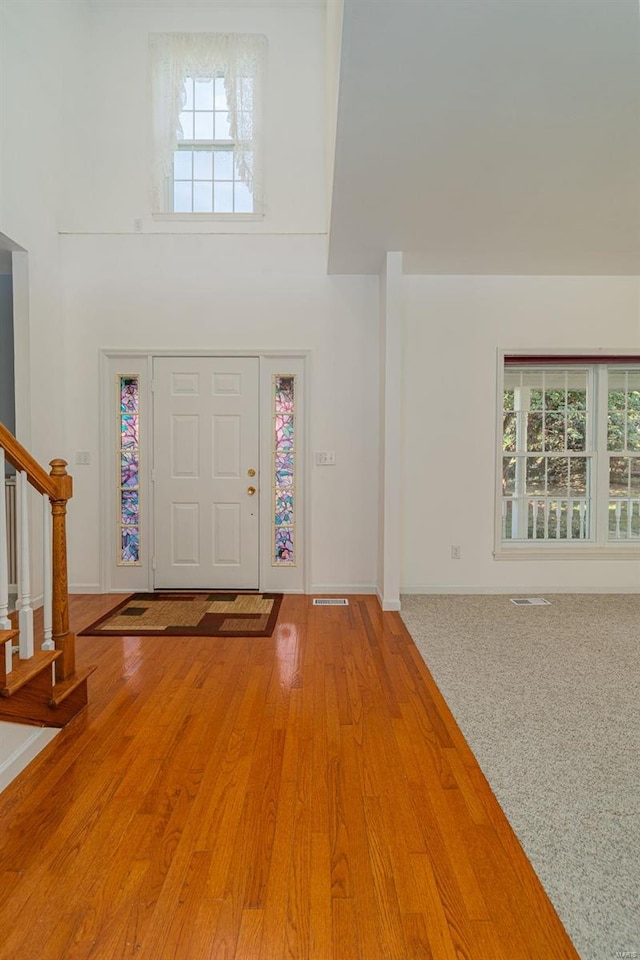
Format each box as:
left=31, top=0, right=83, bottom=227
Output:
left=149, top=33, right=266, bottom=222
left=494, top=350, right=640, bottom=560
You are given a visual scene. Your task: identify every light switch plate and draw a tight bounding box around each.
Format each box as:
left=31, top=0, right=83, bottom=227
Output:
left=315, top=451, right=336, bottom=466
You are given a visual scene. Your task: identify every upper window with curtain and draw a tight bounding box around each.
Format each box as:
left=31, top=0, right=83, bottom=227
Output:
left=149, top=33, right=266, bottom=216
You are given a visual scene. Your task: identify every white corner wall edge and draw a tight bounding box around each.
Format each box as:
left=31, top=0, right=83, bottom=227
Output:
left=376, top=587, right=401, bottom=611
left=0, top=724, right=59, bottom=793
left=401, top=584, right=640, bottom=595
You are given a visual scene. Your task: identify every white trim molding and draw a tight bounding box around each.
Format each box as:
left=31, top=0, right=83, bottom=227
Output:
left=99, top=349, right=310, bottom=595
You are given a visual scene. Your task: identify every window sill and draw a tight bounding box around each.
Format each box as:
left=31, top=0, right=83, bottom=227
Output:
left=494, top=544, right=640, bottom=560
left=152, top=212, right=264, bottom=223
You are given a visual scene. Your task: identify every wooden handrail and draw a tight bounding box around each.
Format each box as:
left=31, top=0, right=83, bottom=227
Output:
left=1, top=424, right=76, bottom=682
left=0, top=422, right=56, bottom=499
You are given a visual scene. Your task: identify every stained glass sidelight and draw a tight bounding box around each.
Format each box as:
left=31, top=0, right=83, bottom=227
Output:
left=118, top=376, right=141, bottom=564
left=273, top=375, right=296, bottom=565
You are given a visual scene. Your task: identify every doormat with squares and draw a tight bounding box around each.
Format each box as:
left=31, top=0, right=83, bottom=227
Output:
left=78, top=592, right=284, bottom=638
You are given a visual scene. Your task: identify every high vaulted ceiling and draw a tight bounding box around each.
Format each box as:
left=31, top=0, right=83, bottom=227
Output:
left=327, top=0, right=640, bottom=276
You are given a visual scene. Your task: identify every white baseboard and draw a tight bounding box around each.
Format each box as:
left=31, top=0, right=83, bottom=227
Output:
left=0, top=724, right=59, bottom=793
left=69, top=584, right=102, bottom=594
left=309, top=584, right=377, bottom=596
left=375, top=586, right=401, bottom=611
left=401, top=583, right=640, bottom=595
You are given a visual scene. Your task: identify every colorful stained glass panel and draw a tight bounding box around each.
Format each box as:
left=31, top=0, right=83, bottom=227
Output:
left=118, top=375, right=141, bottom=565
left=121, top=527, right=140, bottom=563
left=121, top=415, right=139, bottom=449
left=273, top=374, right=296, bottom=566
left=275, top=415, right=294, bottom=451
left=121, top=378, right=139, bottom=413
left=275, top=489, right=294, bottom=525
left=121, top=451, right=139, bottom=488
left=121, top=490, right=139, bottom=524
left=275, top=376, right=294, bottom=414
left=275, top=452, right=294, bottom=487
left=275, top=527, right=294, bottom=564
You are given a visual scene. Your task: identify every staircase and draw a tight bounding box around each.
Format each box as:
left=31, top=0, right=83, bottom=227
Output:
left=1, top=424, right=94, bottom=728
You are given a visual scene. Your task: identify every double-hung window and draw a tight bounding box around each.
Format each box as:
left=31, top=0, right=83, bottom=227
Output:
left=149, top=33, right=266, bottom=217
left=498, top=357, right=640, bottom=553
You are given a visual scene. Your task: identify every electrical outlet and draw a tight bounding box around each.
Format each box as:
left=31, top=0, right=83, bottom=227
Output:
left=133, top=218, right=143, bottom=232
left=75, top=451, right=91, bottom=465
left=451, top=544, right=461, bottom=560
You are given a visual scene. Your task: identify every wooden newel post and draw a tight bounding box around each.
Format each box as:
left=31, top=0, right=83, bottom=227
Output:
left=49, top=459, right=74, bottom=682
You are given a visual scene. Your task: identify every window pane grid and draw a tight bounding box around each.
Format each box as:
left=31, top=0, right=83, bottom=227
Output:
left=173, top=76, right=253, bottom=214
left=502, top=366, right=592, bottom=542
left=502, top=364, right=640, bottom=545
left=606, top=370, right=640, bottom=539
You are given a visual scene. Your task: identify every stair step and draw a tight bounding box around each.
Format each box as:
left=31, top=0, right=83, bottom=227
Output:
left=1, top=649, right=62, bottom=697
left=0, top=630, right=19, bottom=646
left=49, top=666, right=97, bottom=708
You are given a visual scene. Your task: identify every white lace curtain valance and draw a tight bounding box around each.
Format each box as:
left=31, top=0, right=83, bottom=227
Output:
left=149, top=32, right=267, bottom=212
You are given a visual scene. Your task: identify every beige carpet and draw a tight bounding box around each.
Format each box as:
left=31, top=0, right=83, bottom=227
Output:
left=400, top=593, right=640, bottom=960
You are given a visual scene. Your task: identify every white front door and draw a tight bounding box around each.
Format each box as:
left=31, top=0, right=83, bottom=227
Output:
left=153, top=357, right=259, bottom=589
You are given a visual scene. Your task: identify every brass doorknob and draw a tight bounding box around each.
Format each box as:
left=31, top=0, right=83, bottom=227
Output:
left=247, top=468, right=256, bottom=477
left=247, top=486, right=256, bottom=496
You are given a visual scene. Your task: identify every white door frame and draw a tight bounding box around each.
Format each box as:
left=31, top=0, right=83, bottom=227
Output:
left=99, top=349, right=309, bottom=595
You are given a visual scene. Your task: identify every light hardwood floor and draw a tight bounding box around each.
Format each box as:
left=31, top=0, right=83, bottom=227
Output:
left=0, top=594, right=580, bottom=959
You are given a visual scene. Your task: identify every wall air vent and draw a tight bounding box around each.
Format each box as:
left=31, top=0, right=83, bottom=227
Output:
left=510, top=598, right=551, bottom=606
left=313, top=598, right=349, bottom=606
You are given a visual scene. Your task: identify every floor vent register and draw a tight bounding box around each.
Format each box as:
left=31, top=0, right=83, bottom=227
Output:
left=510, top=597, right=551, bottom=606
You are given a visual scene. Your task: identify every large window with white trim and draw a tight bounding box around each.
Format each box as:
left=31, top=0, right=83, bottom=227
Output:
left=499, top=359, right=640, bottom=548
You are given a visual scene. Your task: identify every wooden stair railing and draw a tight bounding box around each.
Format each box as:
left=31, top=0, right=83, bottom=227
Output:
left=0, top=422, right=94, bottom=727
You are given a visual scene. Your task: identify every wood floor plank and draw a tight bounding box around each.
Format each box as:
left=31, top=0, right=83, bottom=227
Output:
left=331, top=898, right=361, bottom=960
left=309, top=830, right=332, bottom=959
left=0, top=594, right=580, bottom=960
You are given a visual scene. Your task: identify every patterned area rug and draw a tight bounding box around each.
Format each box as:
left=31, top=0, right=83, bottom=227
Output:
left=79, top=592, right=284, bottom=638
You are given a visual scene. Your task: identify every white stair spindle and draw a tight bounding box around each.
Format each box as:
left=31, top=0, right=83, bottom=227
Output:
left=17, top=470, right=34, bottom=659
left=42, top=493, right=53, bottom=650
left=1, top=449, right=12, bottom=676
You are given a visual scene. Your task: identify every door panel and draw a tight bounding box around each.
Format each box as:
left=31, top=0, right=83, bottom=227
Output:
left=213, top=415, right=241, bottom=477
left=172, top=416, right=199, bottom=477
left=153, top=357, right=259, bottom=589
left=171, top=503, right=199, bottom=564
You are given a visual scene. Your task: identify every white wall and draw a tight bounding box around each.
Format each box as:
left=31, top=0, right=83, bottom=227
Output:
left=325, top=0, right=343, bottom=215
left=1, top=0, right=379, bottom=597
left=0, top=0, right=87, bottom=457
left=61, top=0, right=327, bottom=236
left=52, top=0, right=381, bottom=594
left=0, top=274, right=15, bottom=433
left=402, top=275, right=640, bottom=593
left=61, top=234, right=379, bottom=593
left=376, top=252, right=402, bottom=610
